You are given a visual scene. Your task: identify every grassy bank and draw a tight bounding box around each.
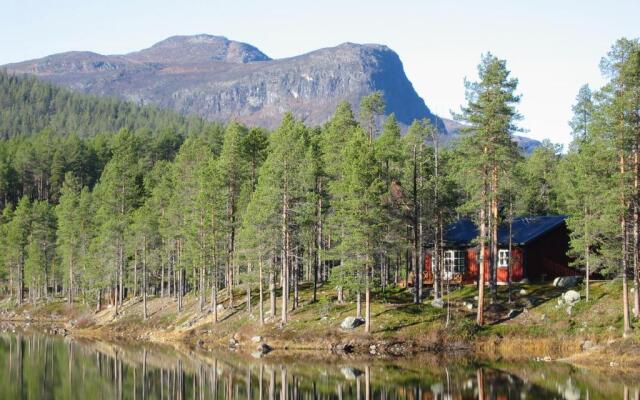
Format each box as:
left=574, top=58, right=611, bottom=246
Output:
left=1, top=280, right=638, bottom=368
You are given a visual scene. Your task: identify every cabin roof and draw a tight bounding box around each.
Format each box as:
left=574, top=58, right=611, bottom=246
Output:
left=442, top=215, right=567, bottom=247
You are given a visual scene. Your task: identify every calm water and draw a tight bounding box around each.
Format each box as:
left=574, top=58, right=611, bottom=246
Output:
left=0, top=329, right=638, bottom=400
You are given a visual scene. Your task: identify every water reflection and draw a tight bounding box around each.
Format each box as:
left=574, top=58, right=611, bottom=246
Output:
left=0, top=331, right=638, bottom=399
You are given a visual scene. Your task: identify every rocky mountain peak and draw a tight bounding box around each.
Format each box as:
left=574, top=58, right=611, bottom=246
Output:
left=126, top=34, right=271, bottom=64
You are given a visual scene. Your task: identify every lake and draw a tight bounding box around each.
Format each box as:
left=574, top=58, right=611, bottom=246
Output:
left=0, top=329, right=637, bottom=399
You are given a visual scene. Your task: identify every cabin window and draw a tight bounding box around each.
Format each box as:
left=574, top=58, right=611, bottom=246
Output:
left=444, top=250, right=465, bottom=276
left=498, top=249, right=510, bottom=268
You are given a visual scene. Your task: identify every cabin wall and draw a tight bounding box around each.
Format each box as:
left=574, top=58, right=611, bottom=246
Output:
left=424, top=247, right=526, bottom=284
left=523, top=224, right=575, bottom=280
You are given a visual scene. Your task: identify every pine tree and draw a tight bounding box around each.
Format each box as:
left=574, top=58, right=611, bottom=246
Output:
left=56, top=173, right=81, bottom=304
left=453, top=53, right=521, bottom=325
left=25, top=200, right=56, bottom=302
left=338, top=127, right=384, bottom=333
left=92, top=129, right=141, bottom=314
left=6, top=196, right=31, bottom=304
left=218, top=122, right=249, bottom=309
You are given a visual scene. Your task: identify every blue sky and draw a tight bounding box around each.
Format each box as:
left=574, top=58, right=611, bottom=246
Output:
left=1, top=0, right=638, bottom=146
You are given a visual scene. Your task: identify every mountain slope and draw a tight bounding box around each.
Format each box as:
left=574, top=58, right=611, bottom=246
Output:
left=4, top=34, right=441, bottom=130
left=0, top=71, right=211, bottom=139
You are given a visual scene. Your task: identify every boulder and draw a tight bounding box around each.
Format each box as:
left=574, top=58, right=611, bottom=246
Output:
left=581, top=340, right=595, bottom=351
left=519, top=289, right=528, bottom=296
left=340, top=367, right=363, bottom=380
left=431, top=299, right=444, bottom=309
left=256, top=343, right=272, bottom=355
left=340, top=316, right=365, bottom=330
left=563, top=290, right=581, bottom=305
left=334, top=343, right=354, bottom=353
left=553, top=276, right=581, bottom=288
left=506, top=309, right=521, bottom=319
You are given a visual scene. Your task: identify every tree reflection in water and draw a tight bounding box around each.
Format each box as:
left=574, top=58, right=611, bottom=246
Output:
left=0, top=331, right=638, bottom=399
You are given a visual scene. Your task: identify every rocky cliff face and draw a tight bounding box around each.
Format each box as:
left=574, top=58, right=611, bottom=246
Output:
left=4, top=34, right=441, bottom=129
left=3, top=34, right=540, bottom=151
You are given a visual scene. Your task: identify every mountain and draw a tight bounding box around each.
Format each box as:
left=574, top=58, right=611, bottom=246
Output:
left=0, top=71, right=212, bottom=139
left=3, top=34, right=443, bottom=130
left=2, top=34, right=540, bottom=151
left=442, top=119, right=541, bottom=154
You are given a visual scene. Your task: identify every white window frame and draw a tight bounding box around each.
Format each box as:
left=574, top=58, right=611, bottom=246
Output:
left=443, top=250, right=465, bottom=279
left=498, top=249, right=510, bottom=268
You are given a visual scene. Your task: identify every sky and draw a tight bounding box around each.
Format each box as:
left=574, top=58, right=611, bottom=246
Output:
left=1, top=0, right=638, bottom=146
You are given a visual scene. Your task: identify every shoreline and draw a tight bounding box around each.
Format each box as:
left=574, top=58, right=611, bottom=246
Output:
left=1, top=305, right=638, bottom=372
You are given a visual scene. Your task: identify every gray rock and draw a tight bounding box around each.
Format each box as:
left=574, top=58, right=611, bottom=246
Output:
left=256, top=343, right=272, bottom=355
left=431, top=299, right=444, bottom=309
left=334, top=343, right=354, bottom=353
left=553, top=276, right=581, bottom=288
left=340, top=367, right=363, bottom=380
left=251, top=336, right=262, bottom=343
left=563, top=290, right=581, bottom=305
left=340, top=316, right=365, bottom=330
left=519, top=289, right=528, bottom=295
left=506, top=309, right=521, bottom=319
left=581, top=340, right=595, bottom=351
left=519, top=278, right=530, bottom=284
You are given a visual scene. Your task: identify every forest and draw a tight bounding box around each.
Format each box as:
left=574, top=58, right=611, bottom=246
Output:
left=0, top=37, right=639, bottom=337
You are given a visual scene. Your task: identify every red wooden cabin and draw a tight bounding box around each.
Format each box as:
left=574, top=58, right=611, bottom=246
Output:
left=424, top=215, right=577, bottom=285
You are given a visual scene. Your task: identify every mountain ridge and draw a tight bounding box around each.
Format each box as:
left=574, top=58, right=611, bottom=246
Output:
left=2, top=34, right=541, bottom=151
left=3, top=34, right=442, bottom=130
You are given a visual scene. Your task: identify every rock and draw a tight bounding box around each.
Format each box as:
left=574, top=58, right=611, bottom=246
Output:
left=431, top=299, right=444, bottom=309
left=553, top=276, right=581, bottom=288
left=521, top=298, right=535, bottom=308
left=228, top=338, right=239, bottom=348
left=473, top=296, right=479, bottom=301
left=369, top=345, right=377, bottom=355
left=216, top=304, right=225, bottom=312
left=197, top=339, right=205, bottom=348
left=340, top=367, right=363, bottom=380
left=334, top=343, right=354, bottom=353
left=609, top=361, right=619, bottom=367
left=465, top=302, right=473, bottom=311
left=519, top=278, right=530, bottom=284
left=6, top=36, right=444, bottom=134
left=506, top=309, right=521, bottom=319
left=251, top=336, right=262, bottom=343
left=256, top=343, right=272, bottom=355
left=543, top=356, right=552, bottom=362
left=581, top=340, right=595, bottom=351
left=563, top=290, right=581, bottom=305
left=340, top=316, right=365, bottom=330
left=519, top=289, right=528, bottom=295
left=540, top=314, right=546, bottom=321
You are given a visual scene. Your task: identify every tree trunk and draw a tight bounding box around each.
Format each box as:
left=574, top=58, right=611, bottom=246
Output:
left=281, top=167, right=289, bottom=325
left=634, top=146, right=639, bottom=318
left=259, top=257, right=264, bottom=326
left=133, top=250, right=138, bottom=298
left=365, top=267, right=371, bottom=334
left=356, top=290, right=362, bottom=318
left=477, top=163, right=488, bottom=326
left=412, top=144, right=420, bottom=304
left=143, top=236, right=147, bottom=320
left=621, top=152, right=632, bottom=337
left=269, top=268, right=276, bottom=320
left=490, top=165, right=498, bottom=303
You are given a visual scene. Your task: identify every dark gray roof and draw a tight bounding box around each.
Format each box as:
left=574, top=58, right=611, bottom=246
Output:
left=442, top=215, right=567, bottom=247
